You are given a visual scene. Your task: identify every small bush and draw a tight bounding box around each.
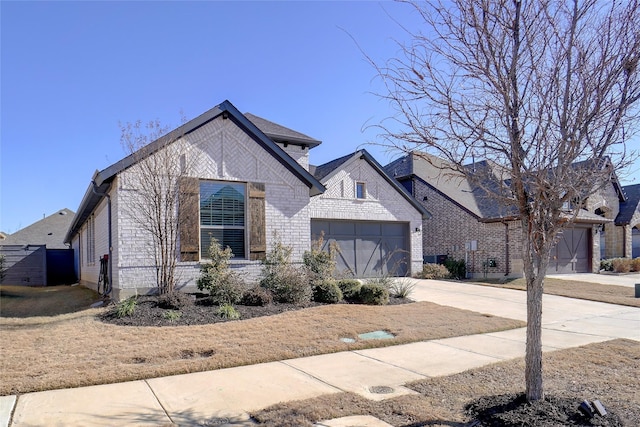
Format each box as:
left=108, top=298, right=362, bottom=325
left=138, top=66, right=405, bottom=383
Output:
left=631, top=257, right=640, bottom=272
left=444, top=258, right=466, bottom=280
left=389, top=278, right=416, bottom=299
left=337, top=279, right=362, bottom=301
left=157, top=292, right=192, bottom=310
left=600, top=259, right=613, bottom=272
left=163, top=310, right=182, bottom=322
left=358, top=283, right=389, bottom=305
left=611, top=258, right=632, bottom=273
left=421, top=263, right=450, bottom=279
left=217, top=304, right=240, bottom=320
left=241, top=286, right=273, bottom=306
left=0, top=254, right=6, bottom=283
left=312, top=279, right=343, bottom=303
left=303, top=233, right=337, bottom=285
left=260, top=235, right=312, bottom=304
left=115, top=296, right=137, bottom=318
left=197, top=238, right=246, bottom=305
left=366, top=276, right=394, bottom=289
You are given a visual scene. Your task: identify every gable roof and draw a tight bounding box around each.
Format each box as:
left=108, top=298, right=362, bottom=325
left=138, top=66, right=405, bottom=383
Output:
left=244, top=113, right=322, bottom=149
left=65, top=100, right=325, bottom=243
left=2, top=208, right=74, bottom=249
left=616, top=183, right=640, bottom=225
left=311, top=149, right=431, bottom=219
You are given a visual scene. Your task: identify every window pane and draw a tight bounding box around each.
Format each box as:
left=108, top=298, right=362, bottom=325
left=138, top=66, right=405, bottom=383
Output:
left=201, top=228, right=245, bottom=258
left=200, top=182, right=245, bottom=226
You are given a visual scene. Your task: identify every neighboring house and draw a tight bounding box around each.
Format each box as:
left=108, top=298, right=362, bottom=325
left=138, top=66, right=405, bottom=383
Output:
left=0, top=209, right=76, bottom=285
left=385, top=152, right=633, bottom=278
left=612, top=183, right=640, bottom=259
left=65, top=100, right=426, bottom=300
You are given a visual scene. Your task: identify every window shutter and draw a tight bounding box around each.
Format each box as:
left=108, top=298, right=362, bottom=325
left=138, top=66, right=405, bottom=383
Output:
left=179, top=177, right=200, bottom=261
left=249, top=182, right=266, bottom=261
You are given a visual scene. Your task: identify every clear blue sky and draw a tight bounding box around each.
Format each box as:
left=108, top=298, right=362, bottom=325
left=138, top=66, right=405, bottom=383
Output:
left=1, top=1, right=639, bottom=234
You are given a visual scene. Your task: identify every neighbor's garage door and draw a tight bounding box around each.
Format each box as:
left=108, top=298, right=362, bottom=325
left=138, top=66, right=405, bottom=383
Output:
left=549, top=227, right=591, bottom=274
left=311, top=220, right=409, bottom=277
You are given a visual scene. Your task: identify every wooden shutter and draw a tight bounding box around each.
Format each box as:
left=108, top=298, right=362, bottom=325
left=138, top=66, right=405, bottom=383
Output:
left=249, top=182, right=266, bottom=261
left=178, top=177, right=200, bottom=261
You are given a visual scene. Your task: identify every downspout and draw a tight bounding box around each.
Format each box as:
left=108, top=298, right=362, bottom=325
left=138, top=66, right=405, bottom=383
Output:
left=504, top=221, right=510, bottom=276
left=92, top=181, right=113, bottom=296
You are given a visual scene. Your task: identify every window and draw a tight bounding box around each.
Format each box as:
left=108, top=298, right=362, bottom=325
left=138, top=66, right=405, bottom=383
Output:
left=199, top=181, right=246, bottom=258
left=86, top=215, right=95, bottom=264
left=356, top=182, right=366, bottom=199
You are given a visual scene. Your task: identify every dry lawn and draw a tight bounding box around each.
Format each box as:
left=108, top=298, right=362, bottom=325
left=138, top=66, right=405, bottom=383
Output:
left=472, top=277, right=640, bottom=308
left=0, top=301, right=524, bottom=396
left=252, top=339, right=640, bottom=426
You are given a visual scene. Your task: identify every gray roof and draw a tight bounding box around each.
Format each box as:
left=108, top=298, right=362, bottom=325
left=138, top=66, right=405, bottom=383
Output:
left=2, top=209, right=74, bottom=249
left=65, top=100, right=326, bottom=243
left=312, top=149, right=430, bottom=219
left=244, top=113, right=322, bottom=149
left=616, top=183, right=640, bottom=225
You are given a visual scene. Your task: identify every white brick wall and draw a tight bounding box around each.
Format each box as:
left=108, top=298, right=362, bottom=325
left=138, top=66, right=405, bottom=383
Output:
left=112, top=115, right=311, bottom=297
left=309, top=157, right=423, bottom=276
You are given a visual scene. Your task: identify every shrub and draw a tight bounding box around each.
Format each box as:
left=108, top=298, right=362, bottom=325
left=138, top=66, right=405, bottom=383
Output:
left=157, top=292, right=192, bottom=310
left=241, top=286, right=273, bottom=306
left=163, top=310, right=182, bottom=322
left=217, top=304, right=240, bottom=320
left=444, top=258, right=466, bottom=280
left=611, top=258, right=632, bottom=273
left=312, top=279, right=343, bottom=303
left=421, top=263, right=450, bottom=279
left=631, top=257, right=640, bottom=272
left=260, top=236, right=312, bottom=304
left=115, top=296, right=137, bottom=318
left=358, top=283, right=389, bottom=305
left=197, top=239, right=245, bottom=305
left=600, top=259, right=614, bottom=272
left=337, top=279, right=362, bottom=301
left=389, top=278, right=416, bottom=298
left=366, top=275, right=394, bottom=289
left=303, top=233, right=337, bottom=285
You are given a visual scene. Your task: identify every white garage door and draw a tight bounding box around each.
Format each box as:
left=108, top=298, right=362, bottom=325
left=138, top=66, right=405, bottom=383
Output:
left=311, top=220, right=409, bottom=278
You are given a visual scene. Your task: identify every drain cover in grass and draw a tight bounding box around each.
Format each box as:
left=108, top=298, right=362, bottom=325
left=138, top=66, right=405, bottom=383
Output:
left=340, top=338, right=356, bottom=343
left=358, top=330, right=395, bottom=340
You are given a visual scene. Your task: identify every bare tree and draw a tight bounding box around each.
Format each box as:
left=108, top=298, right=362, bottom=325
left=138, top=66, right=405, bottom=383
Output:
left=120, top=119, right=189, bottom=295
left=373, top=0, right=640, bottom=401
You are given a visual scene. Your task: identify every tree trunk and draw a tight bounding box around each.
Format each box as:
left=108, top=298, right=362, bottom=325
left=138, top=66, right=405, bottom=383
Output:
left=525, top=271, right=544, bottom=401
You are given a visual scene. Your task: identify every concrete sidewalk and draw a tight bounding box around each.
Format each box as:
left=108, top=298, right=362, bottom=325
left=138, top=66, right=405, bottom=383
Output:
left=3, top=279, right=639, bottom=427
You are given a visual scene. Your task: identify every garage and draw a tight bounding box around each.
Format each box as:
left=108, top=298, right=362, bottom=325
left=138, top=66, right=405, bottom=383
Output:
left=311, top=220, right=409, bottom=277
left=548, top=226, right=591, bottom=274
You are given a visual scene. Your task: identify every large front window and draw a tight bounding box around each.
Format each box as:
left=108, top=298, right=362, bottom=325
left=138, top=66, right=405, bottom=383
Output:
left=200, top=181, right=246, bottom=258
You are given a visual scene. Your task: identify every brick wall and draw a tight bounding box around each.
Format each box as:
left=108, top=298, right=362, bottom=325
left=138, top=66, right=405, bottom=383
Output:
left=111, top=115, right=311, bottom=297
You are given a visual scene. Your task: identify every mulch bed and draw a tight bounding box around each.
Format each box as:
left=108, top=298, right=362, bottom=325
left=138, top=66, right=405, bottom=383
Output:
left=100, top=293, right=410, bottom=327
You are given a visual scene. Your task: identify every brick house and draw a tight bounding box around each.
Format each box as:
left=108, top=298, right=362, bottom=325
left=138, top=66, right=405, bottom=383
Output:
left=65, top=100, right=427, bottom=300
left=385, top=152, right=636, bottom=278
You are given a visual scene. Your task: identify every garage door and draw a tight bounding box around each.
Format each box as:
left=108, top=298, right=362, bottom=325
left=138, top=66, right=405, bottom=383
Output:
left=311, top=220, right=409, bottom=278
left=549, top=227, right=590, bottom=274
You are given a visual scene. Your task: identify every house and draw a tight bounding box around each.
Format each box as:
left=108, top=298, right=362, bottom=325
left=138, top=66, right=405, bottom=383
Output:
left=65, top=100, right=427, bottom=300
left=0, top=209, right=76, bottom=286
left=612, top=183, right=640, bottom=258
left=385, top=152, right=635, bottom=278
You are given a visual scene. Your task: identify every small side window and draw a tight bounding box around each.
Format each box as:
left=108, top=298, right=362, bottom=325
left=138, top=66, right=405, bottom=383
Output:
left=356, top=182, right=366, bottom=199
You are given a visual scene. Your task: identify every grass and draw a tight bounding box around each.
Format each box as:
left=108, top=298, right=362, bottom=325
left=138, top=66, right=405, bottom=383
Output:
left=0, top=284, right=103, bottom=317
left=471, top=277, right=640, bottom=308
left=252, top=339, right=640, bottom=426
left=0, top=300, right=524, bottom=396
